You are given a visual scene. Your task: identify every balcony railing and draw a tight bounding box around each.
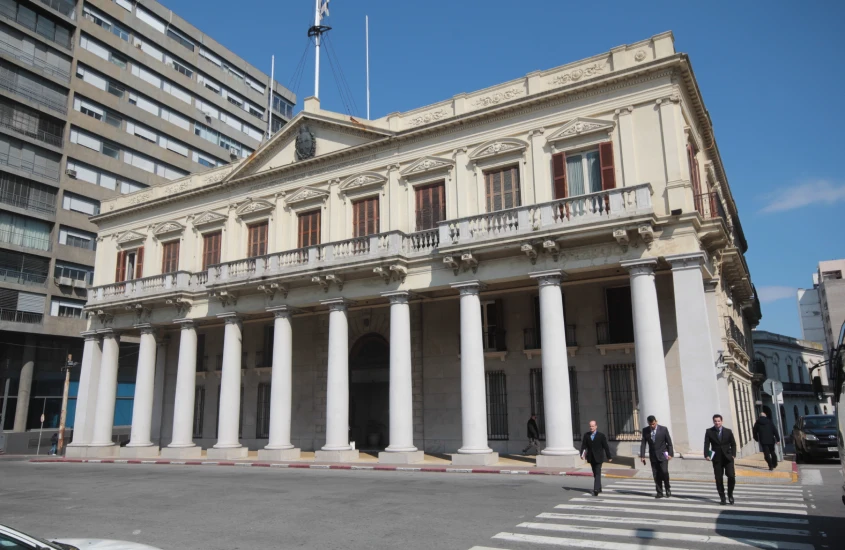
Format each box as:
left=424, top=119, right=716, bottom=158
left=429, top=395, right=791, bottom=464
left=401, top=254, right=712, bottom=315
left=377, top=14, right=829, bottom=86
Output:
left=596, top=321, right=634, bottom=346
left=0, top=151, right=60, bottom=181
left=523, top=325, right=577, bottom=350
left=0, top=36, right=71, bottom=81
left=0, top=267, right=47, bottom=286
left=0, top=73, right=68, bottom=114
left=782, top=382, right=830, bottom=393
left=54, top=266, right=92, bottom=286
left=725, top=316, right=748, bottom=356
left=0, top=228, right=51, bottom=251
left=0, top=115, right=63, bottom=147
left=38, top=0, right=76, bottom=19
left=0, top=189, right=57, bottom=213
left=694, top=192, right=727, bottom=223
left=0, top=308, right=43, bottom=324
left=438, top=184, right=652, bottom=247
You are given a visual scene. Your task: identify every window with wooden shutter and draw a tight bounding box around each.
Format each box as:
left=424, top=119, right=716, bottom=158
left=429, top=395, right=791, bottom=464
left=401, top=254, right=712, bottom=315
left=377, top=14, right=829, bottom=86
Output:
left=161, top=240, right=179, bottom=273
left=114, top=250, right=127, bottom=282
left=134, top=246, right=144, bottom=279
left=352, top=196, right=379, bottom=237
left=414, top=181, right=446, bottom=231
left=202, top=231, right=221, bottom=270
left=298, top=209, right=321, bottom=248
left=551, top=152, right=567, bottom=199
left=687, top=143, right=702, bottom=196
left=599, top=142, right=616, bottom=191
left=485, top=165, right=520, bottom=212
left=247, top=222, right=268, bottom=257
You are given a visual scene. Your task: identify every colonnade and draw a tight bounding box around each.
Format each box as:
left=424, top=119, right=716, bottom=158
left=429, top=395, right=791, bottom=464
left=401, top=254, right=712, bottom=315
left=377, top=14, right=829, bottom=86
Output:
left=69, top=258, right=712, bottom=461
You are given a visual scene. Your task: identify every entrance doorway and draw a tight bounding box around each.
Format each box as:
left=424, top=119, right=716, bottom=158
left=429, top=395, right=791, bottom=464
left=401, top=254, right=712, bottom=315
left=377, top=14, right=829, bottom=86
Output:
left=349, top=333, right=389, bottom=450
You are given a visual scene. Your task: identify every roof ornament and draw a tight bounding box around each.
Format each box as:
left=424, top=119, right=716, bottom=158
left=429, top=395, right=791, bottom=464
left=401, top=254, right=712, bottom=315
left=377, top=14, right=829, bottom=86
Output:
left=295, top=124, right=316, bottom=161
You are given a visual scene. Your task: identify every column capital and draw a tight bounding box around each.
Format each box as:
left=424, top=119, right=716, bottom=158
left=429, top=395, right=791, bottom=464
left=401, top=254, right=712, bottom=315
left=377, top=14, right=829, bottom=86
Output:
left=450, top=280, right=486, bottom=296
left=174, top=318, right=196, bottom=329
left=134, top=323, right=156, bottom=336
left=529, top=269, right=567, bottom=286
left=382, top=290, right=411, bottom=304
left=703, top=277, right=720, bottom=292
left=97, top=328, right=118, bottom=340
left=217, top=312, right=241, bottom=325
left=321, top=298, right=351, bottom=312
left=620, top=258, right=658, bottom=276
left=81, top=330, right=100, bottom=342
left=665, top=252, right=707, bottom=271
left=267, top=305, right=298, bottom=318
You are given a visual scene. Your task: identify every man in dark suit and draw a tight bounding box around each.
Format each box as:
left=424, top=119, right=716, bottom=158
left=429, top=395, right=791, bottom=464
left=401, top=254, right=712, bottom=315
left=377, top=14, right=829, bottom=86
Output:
left=580, top=420, right=612, bottom=496
left=522, top=414, right=540, bottom=455
left=704, top=413, right=737, bottom=504
left=640, top=415, right=673, bottom=498
left=752, top=412, right=780, bottom=470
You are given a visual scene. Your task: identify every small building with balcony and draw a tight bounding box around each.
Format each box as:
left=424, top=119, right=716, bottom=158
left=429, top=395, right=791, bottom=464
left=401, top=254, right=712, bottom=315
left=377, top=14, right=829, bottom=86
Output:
left=68, top=32, right=761, bottom=465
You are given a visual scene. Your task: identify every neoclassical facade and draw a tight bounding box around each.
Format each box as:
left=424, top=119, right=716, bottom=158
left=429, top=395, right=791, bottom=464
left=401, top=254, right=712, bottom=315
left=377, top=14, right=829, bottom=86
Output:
left=68, top=32, right=761, bottom=466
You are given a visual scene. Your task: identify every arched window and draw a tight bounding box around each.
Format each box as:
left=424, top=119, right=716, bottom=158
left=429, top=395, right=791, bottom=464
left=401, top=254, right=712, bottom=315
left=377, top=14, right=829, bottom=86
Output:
left=824, top=405, right=828, bottom=414
left=786, top=357, right=794, bottom=383
left=772, top=353, right=780, bottom=378
left=814, top=405, right=820, bottom=414
left=804, top=405, right=810, bottom=415
left=797, top=360, right=805, bottom=384
left=780, top=405, right=787, bottom=433
left=793, top=405, right=800, bottom=426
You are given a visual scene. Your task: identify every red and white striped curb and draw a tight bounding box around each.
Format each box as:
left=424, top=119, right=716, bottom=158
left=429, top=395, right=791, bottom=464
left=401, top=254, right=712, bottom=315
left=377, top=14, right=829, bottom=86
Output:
left=28, top=457, right=607, bottom=477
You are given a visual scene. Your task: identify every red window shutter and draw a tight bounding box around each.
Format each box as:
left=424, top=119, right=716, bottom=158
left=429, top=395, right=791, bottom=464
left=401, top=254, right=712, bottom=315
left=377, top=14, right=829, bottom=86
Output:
left=599, top=141, right=616, bottom=190
left=552, top=152, right=567, bottom=199
left=135, top=246, right=144, bottom=279
left=115, top=250, right=127, bottom=282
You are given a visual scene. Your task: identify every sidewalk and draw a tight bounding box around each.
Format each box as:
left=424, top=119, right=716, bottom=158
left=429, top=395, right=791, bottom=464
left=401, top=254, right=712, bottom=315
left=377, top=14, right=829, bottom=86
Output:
left=23, top=450, right=797, bottom=484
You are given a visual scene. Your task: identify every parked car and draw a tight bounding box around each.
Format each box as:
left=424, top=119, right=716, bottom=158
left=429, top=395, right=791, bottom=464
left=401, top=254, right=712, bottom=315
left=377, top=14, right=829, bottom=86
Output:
left=792, top=414, right=840, bottom=462
left=0, top=524, right=162, bottom=550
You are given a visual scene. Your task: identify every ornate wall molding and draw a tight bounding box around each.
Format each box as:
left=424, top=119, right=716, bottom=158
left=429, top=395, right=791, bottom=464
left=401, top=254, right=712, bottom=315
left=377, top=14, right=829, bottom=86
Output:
left=193, top=210, right=227, bottom=228
left=548, top=62, right=607, bottom=87
left=470, top=87, right=525, bottom=109
left=285, top=186, right=330, bottom=205
left=338, top=171, right=388, bottom=194
left=468, top=138, right=528, bottom=161
left=546, top=117, right=615, bottom=143
left=407, top=109, right=451, bottom=128
left=400, top=156, right=454, bottom=177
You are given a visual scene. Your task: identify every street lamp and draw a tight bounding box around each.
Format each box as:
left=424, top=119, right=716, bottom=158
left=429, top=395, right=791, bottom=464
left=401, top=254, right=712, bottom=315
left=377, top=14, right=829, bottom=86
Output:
left=57, top=355, right=79, bottom=456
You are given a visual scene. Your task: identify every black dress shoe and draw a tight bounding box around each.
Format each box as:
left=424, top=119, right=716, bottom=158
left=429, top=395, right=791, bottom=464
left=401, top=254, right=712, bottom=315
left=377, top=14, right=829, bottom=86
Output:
left=728, top=495, right=735, bottom=505
left=719, top=497, right=727, bottom=505
left=665, top=490, right=672, bottom=498
left=593, top=490, right=599, bottom=496
left=655, top=493, right=664, bottom=499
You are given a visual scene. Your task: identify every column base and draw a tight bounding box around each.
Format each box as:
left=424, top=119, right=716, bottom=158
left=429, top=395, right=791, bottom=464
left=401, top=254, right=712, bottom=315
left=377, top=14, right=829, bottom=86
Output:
left=257, top=448, right=301, bottom=461
left=160, top=446, right=203, bottom=459
left=119, top=446, right=161, bottom=459
left=315, top=449, right=360, bottom=463
left=83, top=445, right=120, bottom=458
left=378, top=450, right=424, bottom=464
left=65, top=445, right=89, bottom=458
left=451, top=452, right=499, bottom=466
left=207, top=446, right=249, bottom=460
left=536, top=453, right=581, bottom=468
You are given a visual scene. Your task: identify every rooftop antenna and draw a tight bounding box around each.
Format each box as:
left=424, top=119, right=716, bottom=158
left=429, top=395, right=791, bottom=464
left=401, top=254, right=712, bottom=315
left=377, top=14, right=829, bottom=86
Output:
left=308, top=0, right=331, bottom=99
left=366, top=15, right=370, bottom=120
left=266, top=54, right=274, bottom=141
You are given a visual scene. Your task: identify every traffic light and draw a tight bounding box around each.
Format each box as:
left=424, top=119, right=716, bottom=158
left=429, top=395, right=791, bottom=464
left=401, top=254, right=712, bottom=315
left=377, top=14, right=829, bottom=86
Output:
left=812, top=376, right=825, bottom=402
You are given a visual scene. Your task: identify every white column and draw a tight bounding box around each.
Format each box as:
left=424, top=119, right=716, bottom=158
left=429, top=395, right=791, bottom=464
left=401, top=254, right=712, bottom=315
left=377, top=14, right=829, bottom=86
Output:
left=67, top=331, right=102, bottom=455
left=616, top=106, right=637, bottom=187
left=209, top=313, right=248, bottom=459
left=451, top=281, right=498, bottom=466
left=315, top=299, right=359, bottom=462
left=620, top=259, right=673, bottom=436
left=705, top=279, right=735, bottom=429
left=122, top=325, right=159, bottom=457
left=667, top=253, right=721, bottom=452
left=150, top=336, right=168, bottom=445
left=531, top=271, right=580, bottom=467
left=88, top=330, right=120, bottom=457
left=161, top=319, right=201, bottom=458
left=258, top=306, right=301, bottom=461
left=379, top=291, right=423, bottom=464
left=12, top=334, right=35, bottom=432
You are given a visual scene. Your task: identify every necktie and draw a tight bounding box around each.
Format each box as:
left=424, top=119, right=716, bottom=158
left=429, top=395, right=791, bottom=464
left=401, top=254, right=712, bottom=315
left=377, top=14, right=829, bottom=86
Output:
left=651, top=428, right=656, bottom=442
left=591, top=433, right=595, bottom=441
left=719, top=428, right=722, bottom=441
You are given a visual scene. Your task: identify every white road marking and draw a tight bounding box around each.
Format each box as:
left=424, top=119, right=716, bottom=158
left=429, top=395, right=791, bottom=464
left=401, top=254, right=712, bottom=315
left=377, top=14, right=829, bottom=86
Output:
left=517, top=522, right=814, bottom=550
left=545, top=507, right=809, bottom=524
left=583, top=492, right=806, bottom=508
left=604, top=486, right=806, bottom=500
left=616, top=480, right=803, bottom=493
left=568, top=498, right=807, bottom=515
left=801, top=469, right=823, bottom=485
left=534, top=512, right=809, bottom=536
left=494, top=532, right=696, bottom=549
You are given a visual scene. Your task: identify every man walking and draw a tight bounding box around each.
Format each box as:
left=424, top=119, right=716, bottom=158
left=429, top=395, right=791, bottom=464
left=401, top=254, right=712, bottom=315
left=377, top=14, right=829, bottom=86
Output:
left=752, top=412, right=780, bottom=470
left=49, top=432, right=58, bottom=456
left=522, top=414, right=540, bottom=455
left=704, top=414, right=737, bottom=505
left=580, top=420, right=612, bottom=496
left=640, top=415, right=673, bottom=498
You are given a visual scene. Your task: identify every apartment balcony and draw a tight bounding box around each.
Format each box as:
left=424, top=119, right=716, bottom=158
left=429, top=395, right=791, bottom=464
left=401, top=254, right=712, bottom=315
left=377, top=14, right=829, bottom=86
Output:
left=0, top=35, right=71, bottom=82
left=522, top=326, right=578, bottom=358
left=0, top=72, right=68, bottom=115
left=53, top=266, right=92, bottom=288
left=725, top=316, right=750, bottom=361
left=595, top=321, right=634, bottom=355
left=38, top=0, right=77, bottom=20
left=0, top=267, right=47, bottom=287
left=0, top=188, right=56, bottom=214
left=0, top=307, right=43, bottom=324
left=694, top=192, right=727, bottom=223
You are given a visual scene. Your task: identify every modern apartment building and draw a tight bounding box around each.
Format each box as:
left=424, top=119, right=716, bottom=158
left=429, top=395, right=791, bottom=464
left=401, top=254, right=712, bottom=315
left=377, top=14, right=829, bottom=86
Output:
left=798, top=259, right=845, bottom=379
left=0, top=0, right=295, bottom=449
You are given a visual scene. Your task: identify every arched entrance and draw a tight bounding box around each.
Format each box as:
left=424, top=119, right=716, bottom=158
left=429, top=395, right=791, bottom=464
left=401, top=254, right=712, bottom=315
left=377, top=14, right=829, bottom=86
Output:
left=349, top=333, right=389, bottom=450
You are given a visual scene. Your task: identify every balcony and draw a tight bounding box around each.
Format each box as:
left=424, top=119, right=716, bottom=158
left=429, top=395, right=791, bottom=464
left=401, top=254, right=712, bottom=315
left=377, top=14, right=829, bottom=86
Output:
left=0, top=72, right=68, bottom=115
left=0, top=307, right=43, bottom=324
left=596, top=321, right=634, bottom=355
left=694, top=192, right=727, bottom=222
left=0, top=188, right=57, bottom=214
left=38, top=0, right=76, bottom=20
left=725, top=316, right=750, bottom=360
left=522, top=326, right=578, bottom=358
left=0, top=35, right=70, bottom=81
left=0, top=267, right=47, bottom=286
left=0, top=150, right=60, bottom=181
left=0, top=228, right=51, bottom=252
left=782, top=382, right=830, bottom=394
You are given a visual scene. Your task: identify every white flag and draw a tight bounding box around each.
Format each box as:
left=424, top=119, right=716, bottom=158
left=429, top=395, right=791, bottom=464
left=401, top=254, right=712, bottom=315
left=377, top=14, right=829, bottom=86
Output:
left=320, top=0, right=330, bottom=17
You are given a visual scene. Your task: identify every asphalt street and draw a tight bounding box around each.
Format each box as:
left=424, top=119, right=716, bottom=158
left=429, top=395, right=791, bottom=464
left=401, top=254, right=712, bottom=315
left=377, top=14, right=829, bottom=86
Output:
left=0, top=459, right=843, bottom=550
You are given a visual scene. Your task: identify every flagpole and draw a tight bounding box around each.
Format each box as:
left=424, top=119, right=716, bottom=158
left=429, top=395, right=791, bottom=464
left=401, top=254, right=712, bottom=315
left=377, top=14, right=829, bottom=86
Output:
left=366, top=15, right=370, bottom=120
left=314, top=0, right=321, bottom=99
left=267, top=54, right=274, bottom=140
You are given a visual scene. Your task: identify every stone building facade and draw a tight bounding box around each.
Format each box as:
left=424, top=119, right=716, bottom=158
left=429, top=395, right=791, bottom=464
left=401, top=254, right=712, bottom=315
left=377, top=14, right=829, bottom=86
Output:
left=67, top=32, right=761, bottom=466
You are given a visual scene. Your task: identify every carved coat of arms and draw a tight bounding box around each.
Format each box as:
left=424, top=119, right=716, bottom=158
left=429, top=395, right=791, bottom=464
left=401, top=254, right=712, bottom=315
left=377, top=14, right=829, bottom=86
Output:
left=295, top=125, right=316, bottom=161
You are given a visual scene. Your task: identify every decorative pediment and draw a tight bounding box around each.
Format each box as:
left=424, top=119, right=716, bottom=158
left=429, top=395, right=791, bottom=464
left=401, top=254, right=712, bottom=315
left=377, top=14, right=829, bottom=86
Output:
left=285, top=186, right=329, bottom=205
left=400, top=156, right=454, bottom=177
left=116, top=230, right=146, bottom=245
left=469, top=138, right=528, bottom=161
left=339, top=172, right=387, bottom=193
left=546, top=117, right=614, bottom=143
left=193, top=210, right=227, bottom=227
left=152, top=221, right=184, bottom=237
left=236, top=199, right=275, bottom=217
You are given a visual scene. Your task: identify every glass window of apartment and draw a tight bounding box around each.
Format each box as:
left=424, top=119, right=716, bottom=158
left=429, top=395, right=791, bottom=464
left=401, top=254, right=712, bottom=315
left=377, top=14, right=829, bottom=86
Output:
left=66, top=159, right=148, bottom=195
left=484, top=165, right=520, bottom=212
left=352, top=196, right=379, bottom=237
left=0, top=288, right=45, bottom=323
left=247, top=222, right=268, bottom=257
left=83, top=5, right=129, bottom=42
left=414, top=182, right=445, bottom=231
left=298, top=210, right=320, bottom=248
left=161, top=240, right=179, bottom=273
left=564, top=149, right=602, bottom=196
left=58, top=226, right=97, bottom=251
left=0, top=211, right=51, bottom=251
left=54, top=261, right=93, bottom=285
left=62, top=191, right=100, bottom=216
left=115, top=246, right=144, bottom=282
left=50, top=297, right=86, bottom=318
left=171, top=60, right=192, bottom=78
left=0, top=96, right=64, bottom=147
left=0, top=249, right=49, bottom=286
left=0, top=172, right=57, bottom=214
left=166, top=27, right=194, bottom=51
left=202, top=231, right=221, bottom=269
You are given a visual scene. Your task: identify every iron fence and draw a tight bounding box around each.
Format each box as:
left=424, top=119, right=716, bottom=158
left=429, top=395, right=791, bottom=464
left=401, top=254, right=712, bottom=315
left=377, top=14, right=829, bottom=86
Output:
left=0, top=308, right=43, bottom=324
left=485, top=370, right=508, bottom=440
left=604, top=364, right=639, bottom=440
left=0, top=267, right=46, bottom=286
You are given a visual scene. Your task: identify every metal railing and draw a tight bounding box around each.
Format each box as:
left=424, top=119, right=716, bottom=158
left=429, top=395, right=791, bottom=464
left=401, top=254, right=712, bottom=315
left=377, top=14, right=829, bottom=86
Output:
left=596, top=321, right=633, bottom=346
left=0, top=151, right=60, bottom=181
left=0, top=73, right=68, bottom=114
left=0, top=188, right=57, bottom=213
left=0, top=36, right=70, bottom=81
left=482, top=329, right=507, bottom=352
left=0, top=308, right=43, bottom=324
left=725, top=316, right=748, bottom=355
left=38, top=0, right=76, bottom=19
left=0, top=4, right=73, bottom=50
left=0, top=228, right=51, bottom=251
left=0, top=115, right=63, bottom=147
left=0, top=267, right=47, bottom=286
left=523, top=325, right=577, bottom=350
left=694, top=192, right=727, bottom=223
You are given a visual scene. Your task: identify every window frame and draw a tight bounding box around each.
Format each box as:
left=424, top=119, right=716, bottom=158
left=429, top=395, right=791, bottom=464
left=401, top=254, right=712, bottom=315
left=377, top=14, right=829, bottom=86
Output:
left=483, top=164, right=521, bottom=213
left=413, top=180, right=446, bottom=231
left=201, top=230, right=222, bottom=270
left=246, top=221, right=268, bottom=258
left=160, top=239, right=180, bottom=274
left=297, top=209, right=321, bottom=249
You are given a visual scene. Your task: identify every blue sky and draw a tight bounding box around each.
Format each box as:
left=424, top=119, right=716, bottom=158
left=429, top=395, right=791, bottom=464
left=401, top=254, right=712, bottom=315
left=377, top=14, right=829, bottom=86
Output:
left=164, top=0, right=845, bottom=338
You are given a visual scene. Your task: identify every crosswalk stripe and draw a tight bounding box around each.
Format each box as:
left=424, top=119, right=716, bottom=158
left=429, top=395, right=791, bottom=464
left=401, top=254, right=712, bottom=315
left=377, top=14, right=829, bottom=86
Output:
left=615, top=480, right=802, bottom=493
left=582, top=493, right=806, bottom=508
left=567, top=498, right=808, bottom=515
left=516, top=522, right=814, bottom=550
left=493, top=532, right=696, bottom=549
left=600, top=488, right=806, bottom=501
left=610, top=482, right=804, bottom=495
left=546, top=506, right=809, bottom=525
left=535, top=512, right=810, bottom=536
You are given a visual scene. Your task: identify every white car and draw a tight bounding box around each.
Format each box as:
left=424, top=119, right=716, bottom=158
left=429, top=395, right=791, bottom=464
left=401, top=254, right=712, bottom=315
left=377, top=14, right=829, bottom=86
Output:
left=0, top=524, right=163, bottom=550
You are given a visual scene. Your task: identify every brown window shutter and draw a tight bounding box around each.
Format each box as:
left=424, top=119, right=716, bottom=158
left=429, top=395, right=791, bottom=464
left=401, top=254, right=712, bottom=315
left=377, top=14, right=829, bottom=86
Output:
left=299, top=210, right=321, bottom=247
left=115, top=250, right=127, bottom=282
left=162, top=241, right=180, bottom=273
left=687, top=144, right=702, bottom=196
left=414, top=182, right=446, bottom=231
left=599, top=142, right=616, bottom=190
left=202, top=232, right=221, bottom=270
left=552, top=152, right=567, bottom=199
left=485, top=166, right=521, bottom=212
left=353, top=197, right=379, bottom=237
left=247, top=222, right=268, bottom=257
left=135, top=246, right=144, bottom=279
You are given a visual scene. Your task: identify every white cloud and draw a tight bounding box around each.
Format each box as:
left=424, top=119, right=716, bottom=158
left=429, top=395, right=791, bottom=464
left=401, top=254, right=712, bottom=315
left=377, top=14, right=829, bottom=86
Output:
left=759, top=180, right=845, bottom=213
left=757, top=285, right=797, bottom=304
